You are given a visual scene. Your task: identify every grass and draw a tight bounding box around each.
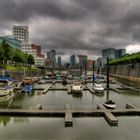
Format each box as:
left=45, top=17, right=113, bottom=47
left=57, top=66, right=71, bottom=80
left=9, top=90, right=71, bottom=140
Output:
left=5, top=65, right=39, bottom=71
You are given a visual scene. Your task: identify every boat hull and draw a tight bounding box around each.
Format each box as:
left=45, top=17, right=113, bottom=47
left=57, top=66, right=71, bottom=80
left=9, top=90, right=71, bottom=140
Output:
left=103, top=103, right=116, bottom=109
left=0, top=87, right=14, bottom=97
left=71, top=89, right=83, bottom=93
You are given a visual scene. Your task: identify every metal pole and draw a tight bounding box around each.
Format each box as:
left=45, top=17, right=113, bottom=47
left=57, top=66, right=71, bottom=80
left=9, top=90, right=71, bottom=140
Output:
left=106, top=57, right=109, bottom=102
left=92, top=60, right=94, bottom=84
left=85, top=61, right=87, bottom=76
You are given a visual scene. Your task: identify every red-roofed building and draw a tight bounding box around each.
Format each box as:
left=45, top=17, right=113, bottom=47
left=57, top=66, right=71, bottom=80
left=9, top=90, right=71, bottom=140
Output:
left=87, top=60, right=93, bottom=69
left=31, top=44, right=45, bottom=66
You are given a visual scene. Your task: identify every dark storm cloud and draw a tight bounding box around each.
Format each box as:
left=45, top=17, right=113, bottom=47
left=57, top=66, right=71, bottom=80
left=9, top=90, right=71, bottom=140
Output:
left=0, top=0, right=140, bottom=59
left=0, top=0, right=86, bottom=22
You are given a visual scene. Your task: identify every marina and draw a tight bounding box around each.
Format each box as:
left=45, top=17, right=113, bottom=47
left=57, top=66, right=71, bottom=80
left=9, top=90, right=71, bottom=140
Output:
left=0, top=63, right=140, bottom=139
left=0, top=76, right=140, bottom=139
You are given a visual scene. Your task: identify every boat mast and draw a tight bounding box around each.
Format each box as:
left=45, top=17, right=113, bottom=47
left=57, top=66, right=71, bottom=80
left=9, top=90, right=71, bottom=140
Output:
left=106, top=57, right=110, bottom=102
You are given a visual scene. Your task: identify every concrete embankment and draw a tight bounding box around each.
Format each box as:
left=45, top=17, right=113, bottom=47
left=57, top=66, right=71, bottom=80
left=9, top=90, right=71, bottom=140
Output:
left=0, top=70, right=44, bottom=81
left=109, top=63, right=140, bottom=88
left=111, top=74, right=140, bottom=88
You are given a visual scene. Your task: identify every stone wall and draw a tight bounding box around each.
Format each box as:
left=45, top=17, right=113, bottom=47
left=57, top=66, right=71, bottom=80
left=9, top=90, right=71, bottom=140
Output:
left=0, top=70, right=45, bottom=81
left=110, top=63, right=140, bottom=78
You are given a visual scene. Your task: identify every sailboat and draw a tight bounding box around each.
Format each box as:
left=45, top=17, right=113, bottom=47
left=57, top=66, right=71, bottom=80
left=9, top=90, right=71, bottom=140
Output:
left=103, top=57, right=116, bottom=109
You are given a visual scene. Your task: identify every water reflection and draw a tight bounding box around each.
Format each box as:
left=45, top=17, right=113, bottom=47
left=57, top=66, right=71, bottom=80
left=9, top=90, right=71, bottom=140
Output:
left=0, top=116, right=10, bottom=127
left=13, top=117, right=29, bottom=123
left=72, top=92, right=83, bottom=98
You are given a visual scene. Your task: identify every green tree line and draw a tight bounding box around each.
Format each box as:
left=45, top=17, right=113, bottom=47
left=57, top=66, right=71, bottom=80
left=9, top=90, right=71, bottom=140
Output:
left=0, top=40, right=35, bottom=67
left=110, top=52, right=140, bottom=66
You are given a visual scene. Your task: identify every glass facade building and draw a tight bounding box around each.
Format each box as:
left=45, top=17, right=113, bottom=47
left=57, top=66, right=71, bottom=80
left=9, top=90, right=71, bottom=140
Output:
left=0, top=36, right=21, bottom=49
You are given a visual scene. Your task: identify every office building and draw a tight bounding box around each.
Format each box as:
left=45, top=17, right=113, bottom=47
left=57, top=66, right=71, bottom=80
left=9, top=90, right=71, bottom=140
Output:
left=70, top=55, right=76, bottom=68
left=57, top=56, right=61, bottom=67
left=0, top=36, right=21, bottom=49
left=102, top=48, right=115, bottom=64
left=77, top=55, right=87, bottom=69
left=115, top=49, right=126, bottom=59
left=12, top=26, right=32, bottom=54
left=12, top=26, right=29, bottom=42
left=46, top=50, right=56, bottom=67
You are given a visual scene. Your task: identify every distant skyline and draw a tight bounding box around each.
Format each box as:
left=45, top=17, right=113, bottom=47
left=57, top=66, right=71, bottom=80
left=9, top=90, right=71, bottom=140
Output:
left=0, top=0, right=140, bottom=61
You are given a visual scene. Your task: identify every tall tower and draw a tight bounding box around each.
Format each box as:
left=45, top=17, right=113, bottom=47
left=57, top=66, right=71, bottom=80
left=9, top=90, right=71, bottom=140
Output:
left=77, top=55, right=87, bottom=69
left=102, top=48, right=115, bottom=64
left=57, top=56, right=61, bottom=67
left=50, top=50, right=56, bottom=67
left=70, top=55, right=76, bottom=68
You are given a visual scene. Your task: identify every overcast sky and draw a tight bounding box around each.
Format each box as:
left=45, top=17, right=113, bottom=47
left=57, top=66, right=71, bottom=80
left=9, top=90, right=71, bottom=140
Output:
left=0, top=0, right=140, bottom=61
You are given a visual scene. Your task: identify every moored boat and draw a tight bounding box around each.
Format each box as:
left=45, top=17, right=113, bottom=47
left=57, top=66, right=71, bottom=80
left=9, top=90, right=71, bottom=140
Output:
left=103, top=100, right=116, bottom=109
left=22, top=78, right=33, bottom=93
left=71, top=81, right=83, bottom=93
left=0, top=77, right=15, bottom=96
left=93, top=82, right=105, bottom=94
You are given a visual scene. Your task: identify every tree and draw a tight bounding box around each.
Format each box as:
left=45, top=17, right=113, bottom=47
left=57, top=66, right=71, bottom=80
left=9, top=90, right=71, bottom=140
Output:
left=27, top=54, right=35, bottom=67
left=1, top=40, right=13, bottom=65
left=0, top=44, right=4, bottom=64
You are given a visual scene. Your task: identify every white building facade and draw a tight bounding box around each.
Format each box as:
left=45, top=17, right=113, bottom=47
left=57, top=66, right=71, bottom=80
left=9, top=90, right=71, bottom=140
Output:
left=12, top=26, right=45, bottom=66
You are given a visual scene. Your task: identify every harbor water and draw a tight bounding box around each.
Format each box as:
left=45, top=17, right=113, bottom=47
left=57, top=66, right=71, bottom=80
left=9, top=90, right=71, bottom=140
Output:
left=0, top=83, right=140, bottom=140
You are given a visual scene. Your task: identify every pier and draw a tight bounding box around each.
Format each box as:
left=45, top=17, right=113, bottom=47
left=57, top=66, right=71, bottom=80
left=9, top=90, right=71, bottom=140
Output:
left=97, top=104, right=118, bottom=125
left=67, top=85, right=71, bottom=94
left=42, top=85, right=51, bottom=94
left=0, top=103, right=140, bottom=126
left=33, top=104, right=42, bottom=110
left=65, top=104, right=72, bottom=126
left=86, top=85, right=94, bottom=93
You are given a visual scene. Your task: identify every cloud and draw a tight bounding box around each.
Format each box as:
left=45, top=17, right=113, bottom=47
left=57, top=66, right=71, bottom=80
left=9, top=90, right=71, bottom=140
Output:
left=126, top=44, right=140, bottom=54
left=0, top=0, right=140, bottom=60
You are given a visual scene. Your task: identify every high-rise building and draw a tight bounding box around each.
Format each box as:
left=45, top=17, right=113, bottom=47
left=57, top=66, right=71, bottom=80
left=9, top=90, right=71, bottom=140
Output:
left=102, top=48, right=115, bottom=64
left=70, top=55, right=76, bottom=68
left=50, top=50, right=56, bottom=67
left=12, top=26, right=31, bottom=54
left=115, top=49, right=126, bottom=59
left=77, top=55, right=87, bottom=69
left=57, top=56, right=61, bottom=67
left=46, top=50, right=56, bottom=67
left=47, top=51, right=51, bottom=59
left=12, top=26, right=29, bottom=43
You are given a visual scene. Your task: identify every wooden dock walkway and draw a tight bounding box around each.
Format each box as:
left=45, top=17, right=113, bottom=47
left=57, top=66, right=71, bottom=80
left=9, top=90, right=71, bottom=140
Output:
left=32, top=104, right=42, bottom=110
left=86, top=85, right=94, bottom=93
left=67, top=85, right=71, bottom=94
left=65, top=104, right=72, bottom=126
left=97, top=104, right=118, bottom=125
left=0, top=103, right=140, bottom=126
left=126, top=103, right=137, bottom=109
left=42, top=85, right=51, bottom=94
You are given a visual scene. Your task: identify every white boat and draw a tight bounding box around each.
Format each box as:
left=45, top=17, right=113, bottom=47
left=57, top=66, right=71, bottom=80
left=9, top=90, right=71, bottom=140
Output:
left=103, top=100, right=116, bottom=109
left=0, top=78, right=15, bottom=96
left=71, top=81, right=83, bottom=93
left=93, top=83, right=105, bottom=93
